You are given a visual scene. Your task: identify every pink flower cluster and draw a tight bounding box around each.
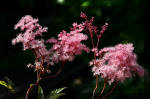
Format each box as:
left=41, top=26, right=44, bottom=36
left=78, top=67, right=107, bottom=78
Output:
left=12, top=15, right=89, bottom=73
left=80, top=12, right=108, bottom=49
left=12, top=13, right=145, bottom=85
left=80, top=12, right=98, bottom=35
left=12, top=15, right=48, bottom=50
left=90, top=43, right=144, bottom=85
left=12, top=13, right=145, bottom=99
left=47, top=23, right=90, bottom=64
left=12, top=15, right=51, bottom=73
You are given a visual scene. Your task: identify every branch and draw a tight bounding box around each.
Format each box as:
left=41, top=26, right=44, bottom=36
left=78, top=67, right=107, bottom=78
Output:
left=102, top=82, right=118, bottom=99
left=92, top=75, right=99, bottom=99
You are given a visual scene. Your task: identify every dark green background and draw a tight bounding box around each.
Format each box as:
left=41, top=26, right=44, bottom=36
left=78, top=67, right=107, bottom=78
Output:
left=0, top=0, right=148, bottom=99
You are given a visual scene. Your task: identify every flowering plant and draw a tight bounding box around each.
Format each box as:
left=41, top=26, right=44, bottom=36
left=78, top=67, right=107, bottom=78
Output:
left=0, top=12, right=145, bottom=99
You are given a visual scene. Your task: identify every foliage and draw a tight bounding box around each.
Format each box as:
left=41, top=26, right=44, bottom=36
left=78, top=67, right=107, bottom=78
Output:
left=46, top=87, right=67, bottom=99
left=38, top=85, right=44, bottom=99
left=0, top=77, right=15, bottom=92
left=37, top=86, right=66, bottom=99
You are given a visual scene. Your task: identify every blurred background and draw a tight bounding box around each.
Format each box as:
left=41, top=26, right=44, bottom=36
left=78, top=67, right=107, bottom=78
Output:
left=0, top=0, right=148, bottom=99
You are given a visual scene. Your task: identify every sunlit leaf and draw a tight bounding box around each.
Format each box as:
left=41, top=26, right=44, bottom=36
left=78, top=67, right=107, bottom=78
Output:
left=81, top=1, right=90, bottom=7
left=0, top=80, right=8, bottom=88
left=5, top=77, right=14, bottom=89
left=46, top=87, right=67, bottom=99
left=0, top=77, right=15, bottom=92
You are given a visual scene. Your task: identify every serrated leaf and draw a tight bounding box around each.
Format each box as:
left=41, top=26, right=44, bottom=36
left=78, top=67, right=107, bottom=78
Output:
left=46, top=87, right=67, bottom=99
left=48, top=93, right=65, bottom=99
left=38, top=85, right=44, bottom=99
left=51, top=87, right=67, bottom=94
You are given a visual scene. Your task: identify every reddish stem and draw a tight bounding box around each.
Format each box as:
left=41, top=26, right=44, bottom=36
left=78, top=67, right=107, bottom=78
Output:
left=96, top=36, right=100, bottom=48
left=37, top=49, right=45, bottom=67
left=25, top=72, right=41, bottom=99
left=89, top=29, right=97, bottom=65
left=98, top=79, right=106, bottom=99
left=25, top=62, right=64, bottom=99
left=25, top=47, right=43, bottom=99
left=43, top=62, right=65, bottom=79
left=90, top=33, right=95, bottom=49
left=102, top=82, right=118, bottom=99
left=92, top=75, right=99, bottom=99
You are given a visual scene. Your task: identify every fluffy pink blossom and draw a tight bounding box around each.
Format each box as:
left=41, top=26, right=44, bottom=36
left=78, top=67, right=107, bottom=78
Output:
left=12, top=15, right=50, bottom=73
left=12, top=15, right=48, bottom=50
left=12, top=15, right=90, bottom=72
left=90, top=43, right=144, bottom=85
left=80, top=12, right=87, bottom=19
left=47, top=23, right=90, bottom=63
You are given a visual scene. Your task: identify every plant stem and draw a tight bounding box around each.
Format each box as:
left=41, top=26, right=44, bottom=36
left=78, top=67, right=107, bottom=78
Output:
left=98, top=79, right=106, bottom=99
left=25, top=72, right=41, bottom=99
left=43, top=62, right=65, bottom=79
left=102, top=82, right=118, bottom=99
left=92, top=75, right=98, bottom=99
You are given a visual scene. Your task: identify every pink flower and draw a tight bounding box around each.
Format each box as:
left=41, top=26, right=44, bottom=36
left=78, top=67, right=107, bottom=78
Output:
left=12, top=15, right=51, bottom=73
left=46, top=37, right=57, bottom=43
left=80, top=12, right=87, bottom=19
left=12, top=15, right=48, bottom=50
left=99, top=22, right=108, bottom=38
left=48, top=23, right=90, bottom=63
left=90, top=43, right=145, bottom=85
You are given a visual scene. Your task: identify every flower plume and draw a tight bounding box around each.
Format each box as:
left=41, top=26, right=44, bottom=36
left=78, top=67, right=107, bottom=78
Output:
left=90, top=43, right=145, bottom=85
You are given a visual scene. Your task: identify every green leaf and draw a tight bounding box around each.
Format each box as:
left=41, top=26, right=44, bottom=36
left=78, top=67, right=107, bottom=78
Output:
left=46, top=87, right=67, bottom=99
left=52, top=87, right=67, bottom=94
left=81, top=1, right=90, bottom=7
left=5, top=77, right=14, bottom=89
left=0, top=80, right=8, bottom=88
left=0, top=77, right=15, bottom=92
left=38, top=85, right=44, bottom=99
